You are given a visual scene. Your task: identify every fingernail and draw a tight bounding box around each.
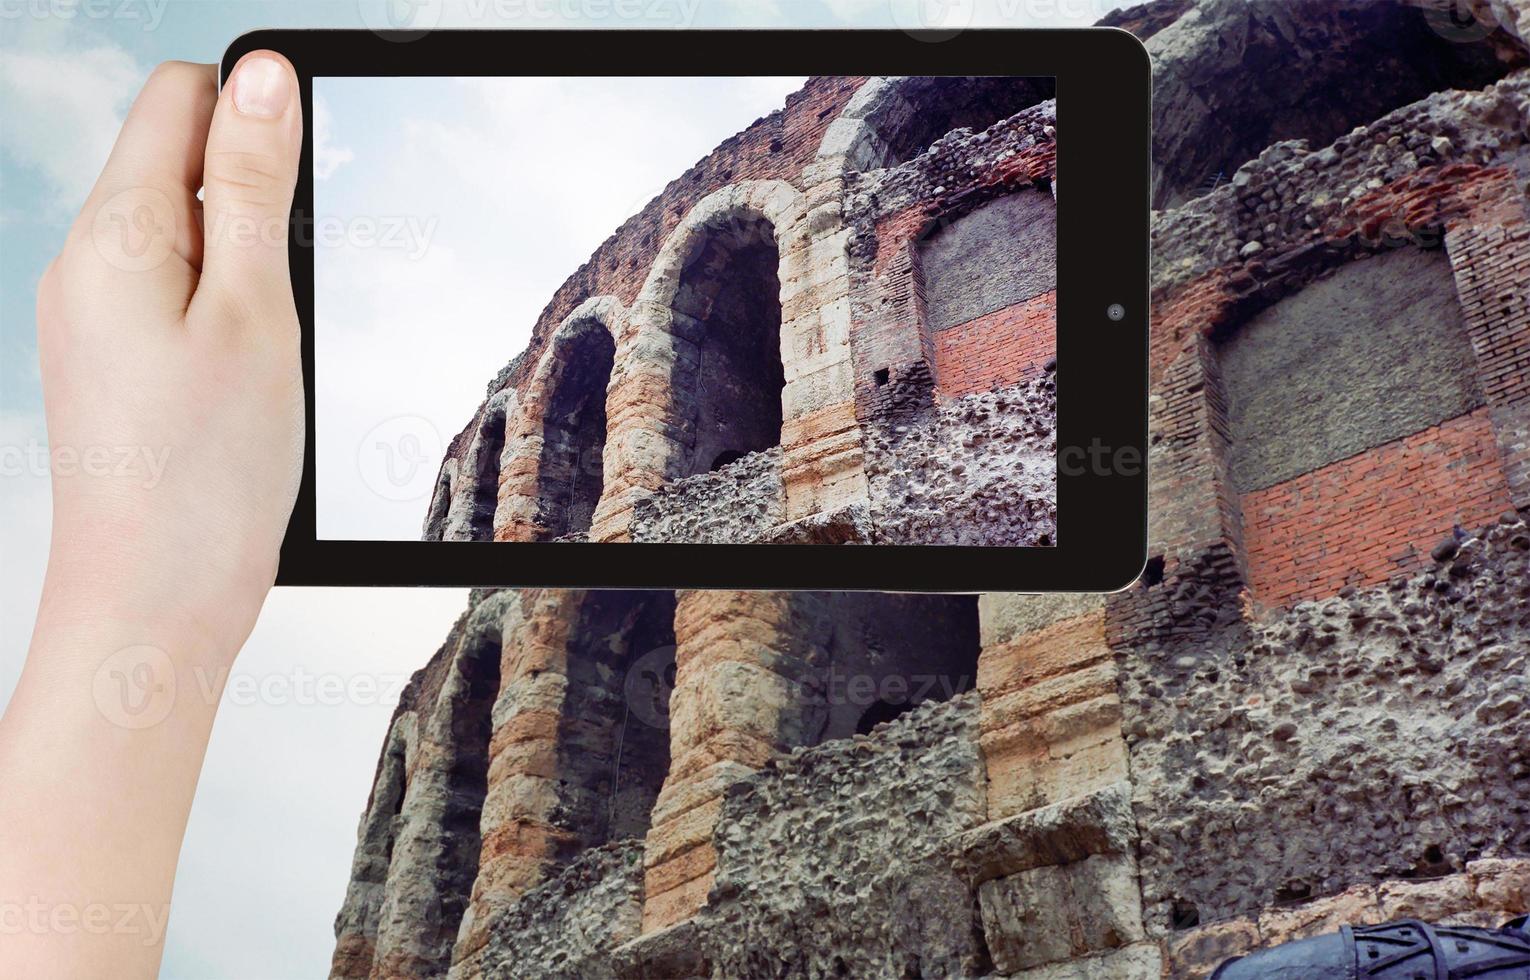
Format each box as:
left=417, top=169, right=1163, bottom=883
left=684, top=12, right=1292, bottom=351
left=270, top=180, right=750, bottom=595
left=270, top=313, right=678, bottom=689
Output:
left=231, top=57, right=290, bottom=118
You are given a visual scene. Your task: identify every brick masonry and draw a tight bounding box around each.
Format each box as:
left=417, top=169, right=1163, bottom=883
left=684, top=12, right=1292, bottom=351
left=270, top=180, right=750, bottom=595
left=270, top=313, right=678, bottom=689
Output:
left=932, top=291, right=1057, bottom=399
left=1240, top=407, right=1513, bottom=607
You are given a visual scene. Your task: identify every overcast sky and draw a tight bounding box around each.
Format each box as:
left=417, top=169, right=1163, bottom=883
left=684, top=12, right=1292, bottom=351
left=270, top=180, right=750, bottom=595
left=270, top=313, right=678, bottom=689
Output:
left=314, top=75, right=809, bottom=540
left=0, top=2, right=1124, bottom=977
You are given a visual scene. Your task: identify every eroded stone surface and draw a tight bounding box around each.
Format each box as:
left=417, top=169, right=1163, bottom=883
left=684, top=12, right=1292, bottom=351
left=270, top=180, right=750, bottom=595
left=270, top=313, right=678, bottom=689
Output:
left=629, top=448, right=785, bottom=544
left=1120, top=514, right=1530, bottom=934
left=697, top=695, right=990, bottom=978
left=864, top=377, right=1058, bottom=547
left=462, top=840, right=644, bottom=980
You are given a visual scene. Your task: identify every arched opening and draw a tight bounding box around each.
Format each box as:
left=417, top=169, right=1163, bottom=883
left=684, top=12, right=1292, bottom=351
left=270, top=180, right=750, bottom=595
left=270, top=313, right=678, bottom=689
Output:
left=669, top=212, right=785, bottom=478
left=433, top=632, right=502, bottom=955
left=553, top=591, right=678, bottom=854
left=465, top=407, right=507, bottom=541
left=710, top=449, right=746, bottom=472
left=534, top=321, right=616, bottom=540
left=855, top=698, right=914, bottom=736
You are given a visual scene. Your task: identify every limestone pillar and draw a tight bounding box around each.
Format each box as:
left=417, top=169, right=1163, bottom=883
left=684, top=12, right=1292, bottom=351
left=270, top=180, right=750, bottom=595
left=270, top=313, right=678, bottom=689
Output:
left=639, top=590, right=820, bottom=933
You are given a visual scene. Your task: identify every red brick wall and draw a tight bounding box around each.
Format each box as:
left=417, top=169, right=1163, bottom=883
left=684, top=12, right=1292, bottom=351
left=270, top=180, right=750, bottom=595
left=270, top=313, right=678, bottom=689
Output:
left=932, top=291, right=1056, bottom=398
left=1241, top=408, right=1512, bottom=607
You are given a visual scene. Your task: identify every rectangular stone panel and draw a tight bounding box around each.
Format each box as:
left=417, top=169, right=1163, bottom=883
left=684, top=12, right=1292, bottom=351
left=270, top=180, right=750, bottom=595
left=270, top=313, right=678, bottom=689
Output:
left=919, top=192, right=1057, bottom=332
left=1217, top=246, right=1486, bottom=494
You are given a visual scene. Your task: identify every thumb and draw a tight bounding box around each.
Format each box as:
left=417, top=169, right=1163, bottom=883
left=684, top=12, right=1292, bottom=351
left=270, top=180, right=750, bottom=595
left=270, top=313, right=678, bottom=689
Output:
left=195, top=52, right=302, bottom=324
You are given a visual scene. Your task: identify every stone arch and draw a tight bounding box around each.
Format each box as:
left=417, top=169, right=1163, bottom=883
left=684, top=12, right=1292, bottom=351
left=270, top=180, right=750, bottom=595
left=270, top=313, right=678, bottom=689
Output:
left=817, top=75, right=1056, bottom=174
left=455, top=589, right=676, bottom=962
left=656, top=198, right=788, bottom=478
left=366, top=600, right=506, bottom=979
left=594, top=181, right=834, bottom=540
left=439, top=389, right=515, bottom=542
left=496, top=297, right=625, bottom=541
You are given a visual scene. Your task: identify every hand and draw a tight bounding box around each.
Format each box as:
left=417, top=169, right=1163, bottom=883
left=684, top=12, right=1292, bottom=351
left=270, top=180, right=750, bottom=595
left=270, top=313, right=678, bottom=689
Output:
left=1, top=52, right=303, bottom=979
left=37, top=53, right=303, bottom=648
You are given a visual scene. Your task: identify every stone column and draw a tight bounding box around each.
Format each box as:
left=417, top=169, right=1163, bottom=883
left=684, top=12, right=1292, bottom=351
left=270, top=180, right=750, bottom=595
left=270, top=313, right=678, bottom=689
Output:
left=964, top=593, right=1157, bottom=978
left=974, top=594, right=1126, bottom=821
left=639, top=590, right=820, bottom=933
left=778, top=169, right=871, bottom=523
left=451, top=591, right=581, bottom=975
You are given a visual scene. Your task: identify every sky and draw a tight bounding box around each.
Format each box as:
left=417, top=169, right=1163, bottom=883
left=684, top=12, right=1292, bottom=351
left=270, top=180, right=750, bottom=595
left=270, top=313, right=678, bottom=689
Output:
left=314, top=75, right=810, bottom=540
left=0, top=1, right=1124, bottom=977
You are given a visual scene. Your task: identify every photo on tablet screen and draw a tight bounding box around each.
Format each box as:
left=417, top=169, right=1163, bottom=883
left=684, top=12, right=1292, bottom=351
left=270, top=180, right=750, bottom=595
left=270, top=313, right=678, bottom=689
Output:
left=316, top=76, right=1057, bottom=546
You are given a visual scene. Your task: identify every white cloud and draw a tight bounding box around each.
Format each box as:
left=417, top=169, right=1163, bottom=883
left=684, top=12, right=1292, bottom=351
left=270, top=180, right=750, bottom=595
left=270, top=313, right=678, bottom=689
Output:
left=313, top=94, right=355, bottom=181
left=0, top=42, right=142, bottom=213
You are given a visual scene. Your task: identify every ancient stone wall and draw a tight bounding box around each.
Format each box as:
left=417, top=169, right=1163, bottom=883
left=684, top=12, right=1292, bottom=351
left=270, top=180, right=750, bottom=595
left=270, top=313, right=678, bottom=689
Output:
left=1119, top=514, right=1530, bottom=937
left=619, top=695, right=990, bottom=979
left=628, top=448, right=786, bottom=545
left=335, top=5, right=1530, bottom=978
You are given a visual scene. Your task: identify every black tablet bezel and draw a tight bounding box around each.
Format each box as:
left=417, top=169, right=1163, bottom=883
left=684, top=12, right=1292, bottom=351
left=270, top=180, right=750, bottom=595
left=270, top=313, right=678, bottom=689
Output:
left=226, top=28, right=1149, bottom=593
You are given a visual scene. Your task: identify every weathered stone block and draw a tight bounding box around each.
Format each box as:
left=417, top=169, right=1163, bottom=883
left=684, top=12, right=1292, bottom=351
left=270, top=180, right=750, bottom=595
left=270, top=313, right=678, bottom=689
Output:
left=956, top=782, right=1137, bottom=885
left=1255, top=884, right=1382, bottom=946
left=978, top=853, right=1146, bottom=973
left=1006, top=942, right=1163, bottom=980
left=1377, top=874, right=1476, bottom=922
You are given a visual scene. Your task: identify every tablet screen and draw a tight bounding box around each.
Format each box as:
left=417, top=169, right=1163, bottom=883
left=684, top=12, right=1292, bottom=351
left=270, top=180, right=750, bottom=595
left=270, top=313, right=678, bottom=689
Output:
left=313, top=75, right=1058, bottom=547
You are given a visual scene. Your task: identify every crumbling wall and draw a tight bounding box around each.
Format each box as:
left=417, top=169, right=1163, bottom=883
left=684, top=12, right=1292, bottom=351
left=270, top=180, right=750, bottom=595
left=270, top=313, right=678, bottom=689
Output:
left=465, top=841, right=644, bottom=980
left=1146, top=0, right=1522, bottom=208
left=1118, top=513, right=1530, bottom=937
left=617, top=695, right=990, bottom=979
left=864, top=377, right=1057, bottom=547
left=628, top=448, right=785, bottom=544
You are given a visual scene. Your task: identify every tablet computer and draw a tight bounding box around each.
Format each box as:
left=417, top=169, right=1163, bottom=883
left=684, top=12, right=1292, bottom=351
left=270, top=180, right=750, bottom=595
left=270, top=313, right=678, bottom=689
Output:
left=225, top=28, right=1150, bottom=590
